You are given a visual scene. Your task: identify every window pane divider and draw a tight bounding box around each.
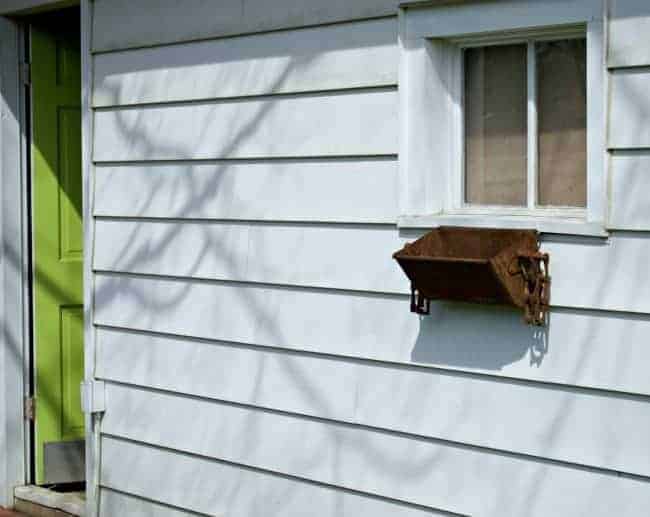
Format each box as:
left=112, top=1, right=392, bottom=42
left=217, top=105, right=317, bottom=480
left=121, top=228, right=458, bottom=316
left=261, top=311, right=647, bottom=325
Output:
left=526, top=41, right=537, bottom=211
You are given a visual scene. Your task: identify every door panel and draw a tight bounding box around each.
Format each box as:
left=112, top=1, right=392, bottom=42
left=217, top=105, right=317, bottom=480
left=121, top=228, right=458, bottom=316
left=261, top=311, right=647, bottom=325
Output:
left=58, top=106, right=83, bottom=260
left=31, top=10, right=84, bottom=485
left=61, top=305, right=84, bottom=439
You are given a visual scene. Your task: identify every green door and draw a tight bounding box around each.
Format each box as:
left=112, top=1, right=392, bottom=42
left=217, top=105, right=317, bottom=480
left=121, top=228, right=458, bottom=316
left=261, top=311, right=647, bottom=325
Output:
left=31, top=11, right=84, bottom=485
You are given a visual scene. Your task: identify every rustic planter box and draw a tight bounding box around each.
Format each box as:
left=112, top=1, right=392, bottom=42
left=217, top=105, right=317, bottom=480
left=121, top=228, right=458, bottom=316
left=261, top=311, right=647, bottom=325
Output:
left=393, top=227, right=550, bottom=325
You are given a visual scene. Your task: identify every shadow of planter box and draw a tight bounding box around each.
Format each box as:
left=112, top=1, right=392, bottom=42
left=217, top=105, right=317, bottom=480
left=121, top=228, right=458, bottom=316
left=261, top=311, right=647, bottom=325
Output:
left=393, top=227, right=550, bottom=325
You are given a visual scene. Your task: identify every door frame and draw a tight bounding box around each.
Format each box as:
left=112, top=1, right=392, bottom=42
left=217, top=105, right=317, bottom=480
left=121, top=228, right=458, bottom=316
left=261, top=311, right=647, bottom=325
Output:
left=0, top=1, right=97, bottom=514
left=0, top=14, right=30, bottom=508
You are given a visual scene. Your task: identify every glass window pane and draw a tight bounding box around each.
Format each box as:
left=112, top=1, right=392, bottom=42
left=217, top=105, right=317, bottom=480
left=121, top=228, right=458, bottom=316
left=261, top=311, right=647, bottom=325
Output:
left=464, top=44, right=528, bottom=206
left=537, top=39, right=587, bottom=207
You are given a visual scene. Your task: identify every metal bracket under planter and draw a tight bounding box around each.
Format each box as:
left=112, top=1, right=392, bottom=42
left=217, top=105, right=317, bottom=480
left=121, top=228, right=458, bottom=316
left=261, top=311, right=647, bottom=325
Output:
left=393, top=227, right=550, bottom=325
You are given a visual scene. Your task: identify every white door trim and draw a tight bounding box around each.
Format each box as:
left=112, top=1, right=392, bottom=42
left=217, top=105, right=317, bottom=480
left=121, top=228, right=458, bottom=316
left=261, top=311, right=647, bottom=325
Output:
left=80, top=1, right=100, bottom=516
left=0, top=14, right=29, bottom=507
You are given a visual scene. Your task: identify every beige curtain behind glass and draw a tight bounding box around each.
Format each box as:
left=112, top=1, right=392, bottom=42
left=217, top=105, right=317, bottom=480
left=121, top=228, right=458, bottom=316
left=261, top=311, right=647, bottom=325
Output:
left=537, top=39, right=587, bottom=207
left=464, top=44, right=528, bottom=206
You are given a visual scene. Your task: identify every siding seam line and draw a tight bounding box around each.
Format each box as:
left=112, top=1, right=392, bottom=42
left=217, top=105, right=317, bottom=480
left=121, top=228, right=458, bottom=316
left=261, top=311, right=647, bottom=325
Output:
left=609, top=147, right=650, bottom=154
left=92, top=85, right=397, bottom=111
left=608, top=64, right=650, bottom=73
left=100, top=487, right=214, bottom=517
left=93, top=155, right=398, bottom=166
left=94, top=216, right=398, bottom=229
left=92, top=154, right=399, bottom=165
left=93, top=216, right=650, bottom=234
left=93, top=269, right=408, bottom=299
left=94, top=216, right=398, bottom=225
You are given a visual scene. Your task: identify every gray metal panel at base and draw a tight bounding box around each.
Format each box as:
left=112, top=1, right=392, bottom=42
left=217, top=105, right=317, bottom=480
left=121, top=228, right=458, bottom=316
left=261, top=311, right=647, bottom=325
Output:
left=43, top=440, right=85, bottom=484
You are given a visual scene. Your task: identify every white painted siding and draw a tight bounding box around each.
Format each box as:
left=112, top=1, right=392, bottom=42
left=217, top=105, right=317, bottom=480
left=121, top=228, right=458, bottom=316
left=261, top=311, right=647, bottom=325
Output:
left=609, top=70, right=650, bottom=149
left=93, top=219, right=650, bottom=312
left=88, top=2, right=650, bottom=515
left=93, top=18, right=398, bottom=106
left=93, top=160, right=398, bottom=223
left=100, top=490, right=211, bottom=517
left=608, top=0, right=650, bottom=67
left=102, top=393, right=650, bottom=517
left=99, top=342, right=650, bottom=477
left=101, top=437, right=444, bottom=517
left=91, top=0, right=399, bottom=52
left=95, top=314, right=650, bottom=400
left=93, top=90, right=397, bottom=161
left=609, top=153, right=650, bottom=229
left=608, top=2, right=650, bottom=230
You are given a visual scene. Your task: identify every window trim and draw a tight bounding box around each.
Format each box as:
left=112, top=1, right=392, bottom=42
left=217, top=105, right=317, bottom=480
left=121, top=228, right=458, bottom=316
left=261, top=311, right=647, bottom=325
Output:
left=398, top=0, right=607, bottom=237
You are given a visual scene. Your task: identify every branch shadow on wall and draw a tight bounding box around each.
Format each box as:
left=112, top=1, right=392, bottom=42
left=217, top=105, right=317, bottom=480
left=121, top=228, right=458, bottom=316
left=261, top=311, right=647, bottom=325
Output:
left=86, top=36, right=460, bottom=516
left=28, top=9, right=650, bottom=514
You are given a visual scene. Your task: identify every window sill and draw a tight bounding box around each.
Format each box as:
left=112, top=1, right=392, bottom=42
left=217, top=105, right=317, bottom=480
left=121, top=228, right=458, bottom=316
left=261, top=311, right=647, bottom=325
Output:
left=398, top=214, right=609, bottom=238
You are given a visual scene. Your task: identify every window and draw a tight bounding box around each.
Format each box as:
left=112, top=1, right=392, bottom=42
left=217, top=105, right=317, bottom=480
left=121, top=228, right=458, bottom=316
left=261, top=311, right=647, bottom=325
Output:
left=463, top=38, right=587, bottom=209
left=399, top=0, right=606, bottom=236
left=464, top=43, right=528, bottom=207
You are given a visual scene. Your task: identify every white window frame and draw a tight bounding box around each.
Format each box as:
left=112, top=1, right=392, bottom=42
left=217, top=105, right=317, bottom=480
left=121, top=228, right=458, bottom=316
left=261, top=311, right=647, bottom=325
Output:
left=398, top=0, right=607, bottom=236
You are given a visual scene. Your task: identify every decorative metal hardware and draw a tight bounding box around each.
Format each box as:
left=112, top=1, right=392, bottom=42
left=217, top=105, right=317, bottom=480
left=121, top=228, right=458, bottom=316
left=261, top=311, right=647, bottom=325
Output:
left=410, top=285, right=431, bottom=315
left=393, top=227, right=551, bottom=325
left=514, top=251, right=550, bottom=325
left=24, top=396, right=35, bottom=421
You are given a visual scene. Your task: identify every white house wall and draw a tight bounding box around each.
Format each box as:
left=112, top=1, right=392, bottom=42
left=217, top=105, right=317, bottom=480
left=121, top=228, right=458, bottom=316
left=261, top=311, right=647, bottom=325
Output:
left=93, top=220, right=650, bottom=312
left=608, top=0, right=650, bottom=67
left=609, top=153, right=650, bottom=229
left=92, top=18, right=398, bottom=106
left=101, top=384, right=650, bottom=517
left=100, top=437, right=444, bottom=517
left=88, top=1, right=650, bottom=515
left=608, top=0, right=650, bottom=230
left=93, top=160, right=399, bottom=223
left=91, top=0, right=399, bottom=52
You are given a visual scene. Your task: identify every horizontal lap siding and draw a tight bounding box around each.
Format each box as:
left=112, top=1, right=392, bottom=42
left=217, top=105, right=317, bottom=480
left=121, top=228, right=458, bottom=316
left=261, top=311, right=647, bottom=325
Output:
left=93, top=160, right=398, bottom=223
left=101, top=387, right=650, bottom=517
left=608, top=0, right=650, bottom=68
left=100, top=438, right=441, bottom=517
left=92, top=0, right=399, bottom=52
left=93, top=219, right=650, bottom=313
left=95, top=334, right=650, bottom=476
left=608, top=2, right=650, bottom=229
left=609, top=70, right=650, bottom=149
left=93, top=18, right=398, bottom=106
left=94, top=279, right=650, bottom=397
left=93, top=89, right=397, bottom=161
left=100, top=490, right=212, bottom=517
left=90, top=13, right=423, bottom=515
left=93, top=221, right=406, bottom=294
left=609, top=153, right=650, bottom=229
left=91, top=4, right=650, bottom=516
left=608, top=72, right=650, bottom=228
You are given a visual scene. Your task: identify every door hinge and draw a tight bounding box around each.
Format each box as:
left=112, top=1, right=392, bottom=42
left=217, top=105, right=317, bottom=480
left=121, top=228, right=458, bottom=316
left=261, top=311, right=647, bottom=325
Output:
left=81, top=380, right=106, bottom=415
left=24, top=396, right=35, bottom=421
left=20, top=62, right=31, bottom=86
